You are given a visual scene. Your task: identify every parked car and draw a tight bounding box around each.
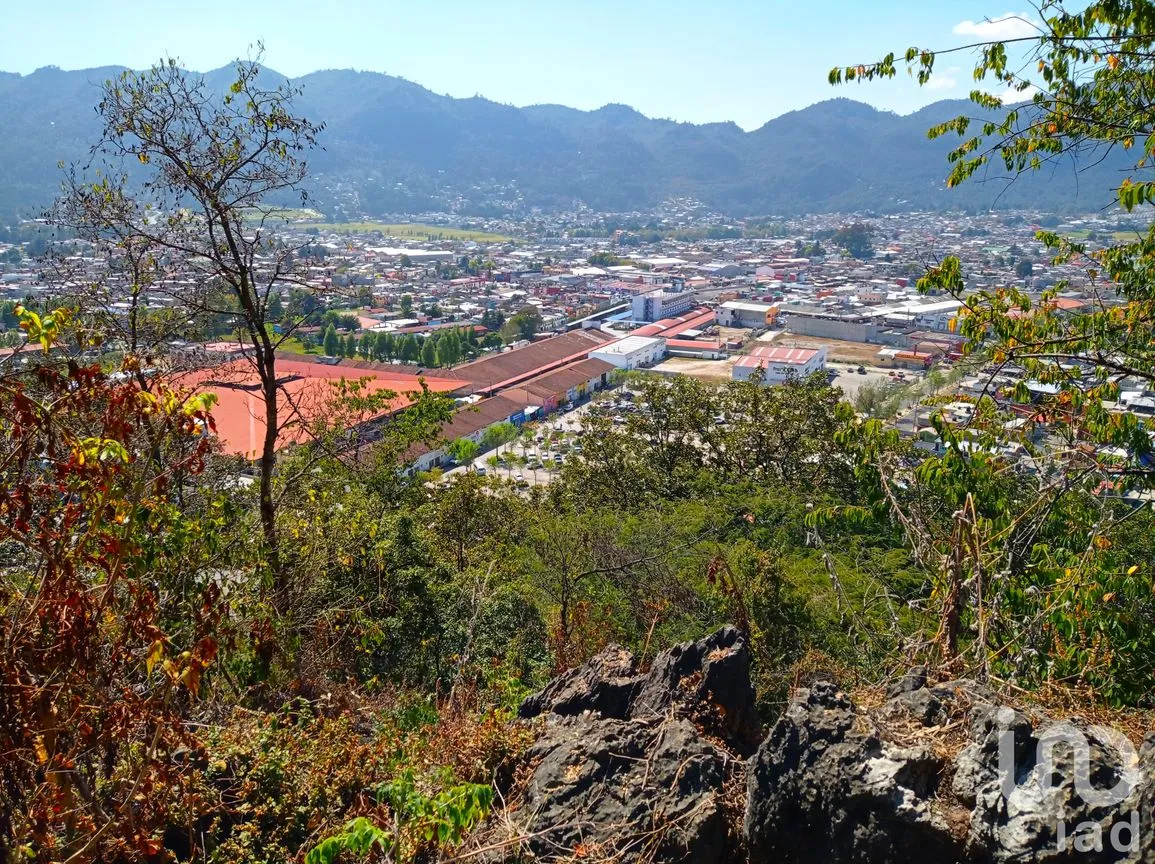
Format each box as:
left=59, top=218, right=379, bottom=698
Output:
left=857, top=366, right=867, bottom=375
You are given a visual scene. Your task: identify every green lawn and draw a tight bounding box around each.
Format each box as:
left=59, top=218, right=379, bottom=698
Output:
left=295, top=222, right=513, bottom=242
left=1065, top=229, right=1141, bottom=242
left=276, top=336, right=320, bottom=355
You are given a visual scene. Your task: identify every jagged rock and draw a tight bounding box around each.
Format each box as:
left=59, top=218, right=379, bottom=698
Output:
left=632, top=625, right=760, bottom=755
left=883, top=686, right=948, bottom=726
left=746, top=679, right=1154, bottom=864
left=511, top=715, right=730, bottom=863
left=519, top=626, right=760, bottom=754
left=886, top=664, right=929, bottom=698
left=519, top=644, right=638, bottom=720
left=499, top=629, right=754, bottom=862
left=744, top=681, right=965, bottom=863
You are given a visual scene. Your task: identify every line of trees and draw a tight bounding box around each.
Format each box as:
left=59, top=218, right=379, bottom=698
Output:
left=321, top=324, right=478, bottom=367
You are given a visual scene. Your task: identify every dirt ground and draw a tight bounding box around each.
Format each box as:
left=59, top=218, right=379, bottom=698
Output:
left=775, top=334, right=887, bottom=365
left=651, top=356, right=738, bottom=381
left=716, top=326, right=749, bottom=344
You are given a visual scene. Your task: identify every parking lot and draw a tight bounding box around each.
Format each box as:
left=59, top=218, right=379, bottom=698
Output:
left=826, top=362, right=918, bottom=400
left=439, top=396, right=608, bottom=488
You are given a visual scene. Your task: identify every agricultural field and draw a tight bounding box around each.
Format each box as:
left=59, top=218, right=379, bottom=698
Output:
left=1066, top=228, right=1142, bottom=242
left=245, top=206, right=324, bottom=221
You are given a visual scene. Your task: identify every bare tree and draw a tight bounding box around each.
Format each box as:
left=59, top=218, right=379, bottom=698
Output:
left=54, top=54, right=324, bottom=601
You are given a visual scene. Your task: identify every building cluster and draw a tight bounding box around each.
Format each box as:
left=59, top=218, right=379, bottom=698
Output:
left=1, top=206, right=1149, bottom=480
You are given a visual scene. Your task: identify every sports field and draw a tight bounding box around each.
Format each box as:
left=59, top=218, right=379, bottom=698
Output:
left=296, top=222, right=512, bottom=242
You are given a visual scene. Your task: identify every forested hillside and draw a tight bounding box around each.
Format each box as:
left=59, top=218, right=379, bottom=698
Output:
left=0, top=65, right=1131, bottom=218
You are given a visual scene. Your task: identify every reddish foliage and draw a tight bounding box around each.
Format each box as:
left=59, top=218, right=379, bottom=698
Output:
left=0, top=358, right=221, bottom=862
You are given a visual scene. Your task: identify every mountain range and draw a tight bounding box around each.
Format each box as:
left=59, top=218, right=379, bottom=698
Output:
left=0, top=64, right=1129, bottom=219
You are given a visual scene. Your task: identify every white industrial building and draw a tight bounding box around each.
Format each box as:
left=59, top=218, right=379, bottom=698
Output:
left=732, top=345, right=827, bottom=383
left=589, top=335, right=668, bottom=370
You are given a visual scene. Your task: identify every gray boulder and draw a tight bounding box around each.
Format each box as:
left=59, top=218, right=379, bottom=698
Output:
left=519, top=626, right=759, bottom=753
left=744, top=680, right=966, bottom=863
left=512, top=715, right=731, bottom=863
left=746, top=673, right=1154, bottom=863
left=954, top=707, right=1150, bottom=862
left=632, top=625, right=761, bottom=755
left=499, top=628, right=755, bottom=863
left=519, top=644, right=638, bottom=720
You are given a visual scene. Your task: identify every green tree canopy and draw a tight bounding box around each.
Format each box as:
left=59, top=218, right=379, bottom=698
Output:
left=831, top=222, right=875, bottom=259
left=323, top=324, right=340, bottom=357
left=828, top=0, right=1155, bottom=702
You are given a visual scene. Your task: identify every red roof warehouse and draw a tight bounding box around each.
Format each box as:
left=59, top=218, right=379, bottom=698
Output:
left=171, top=359, right=464, bottom=458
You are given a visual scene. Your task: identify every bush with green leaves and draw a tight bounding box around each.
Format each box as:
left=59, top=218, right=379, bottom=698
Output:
left=305, top=773, right=492, bottom=864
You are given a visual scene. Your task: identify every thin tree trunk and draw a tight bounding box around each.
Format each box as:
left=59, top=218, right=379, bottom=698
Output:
left=257, top=341, right=284, bottom=605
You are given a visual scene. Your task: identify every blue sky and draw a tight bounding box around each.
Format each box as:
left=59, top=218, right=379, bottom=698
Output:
left=0, top=1, right=1041, bottom=129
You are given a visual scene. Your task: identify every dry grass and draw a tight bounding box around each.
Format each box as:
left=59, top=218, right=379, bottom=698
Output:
left=776, top=334, right=885, bottom=364
left=650, top=356, right=737, bottom=381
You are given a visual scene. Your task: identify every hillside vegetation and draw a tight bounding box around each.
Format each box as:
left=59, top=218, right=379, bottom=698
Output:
left=6, top=2, right=1155, bottom=860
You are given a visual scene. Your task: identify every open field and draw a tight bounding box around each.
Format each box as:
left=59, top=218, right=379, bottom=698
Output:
left=775, top=334, right=885, bottom=365
left=245, top=207, right=324, bottom=221
left=1066, top=229, right=1142, bottom=243
left=295, top=222, right=513, bottom=242
left=275, top=336, right=320, bottom=356
left=651, top=356, right=738, bottom=381
left=716, top=326, right=749, bottom=344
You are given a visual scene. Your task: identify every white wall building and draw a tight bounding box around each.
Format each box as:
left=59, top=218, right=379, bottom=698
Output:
left=589, top=335, right=667, bottom=370
left=732, top=345, right=827, bottom=383
left=632, top=288, right=696, bottom=322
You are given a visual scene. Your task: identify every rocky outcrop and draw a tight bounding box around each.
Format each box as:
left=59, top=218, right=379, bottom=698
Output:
left=745, top=675, right=1154, bottom=863
left=518, top=644, right=639, bottom=721
left=493, top=630, right=1153, bottom=863
left=631, top=626, right=761, bottom=755
left=519, top=625, right=759, bottom=754
left=744, top=680, right=967, bottom=862
left=498, top=628, right=755, bottom=863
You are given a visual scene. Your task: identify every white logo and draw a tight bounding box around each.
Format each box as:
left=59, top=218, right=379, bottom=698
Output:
left=993, top=708, right=1145, bottom=854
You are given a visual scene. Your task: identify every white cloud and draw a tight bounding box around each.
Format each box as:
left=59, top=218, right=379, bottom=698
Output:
left=986, top=83, right=1041, bottom=103
left=925, top=66, right=961, bottom=90
left=952, top=13, right=1040, bottom=40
